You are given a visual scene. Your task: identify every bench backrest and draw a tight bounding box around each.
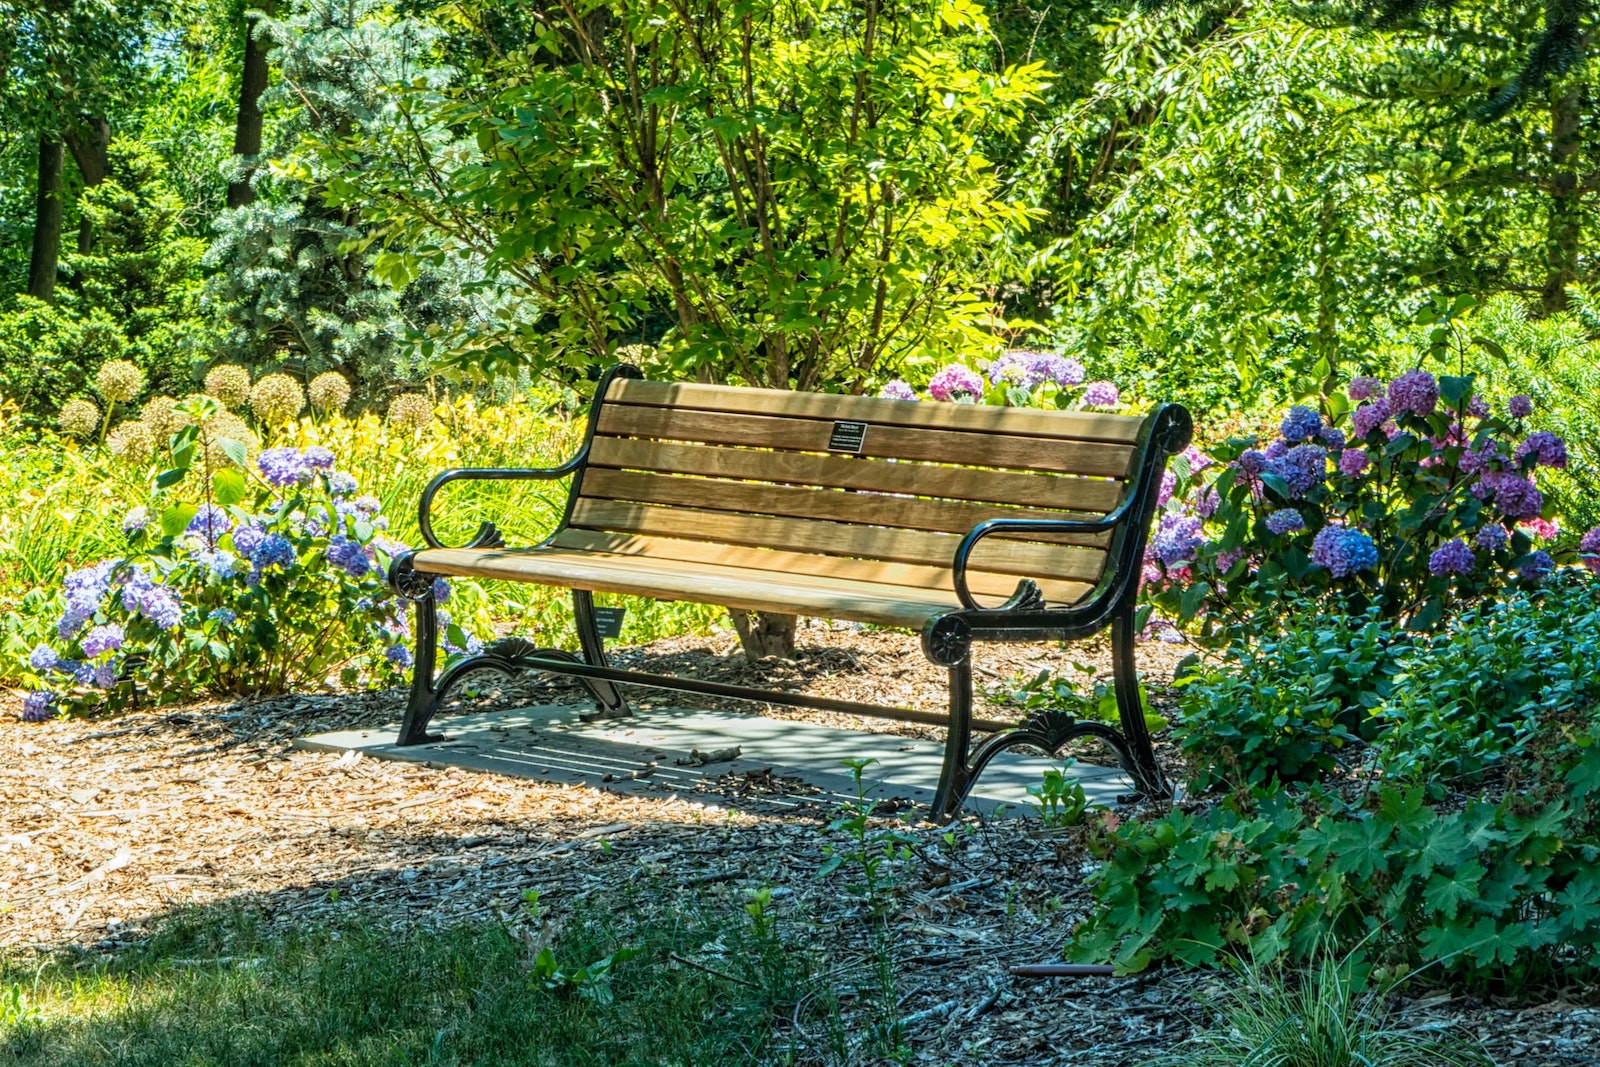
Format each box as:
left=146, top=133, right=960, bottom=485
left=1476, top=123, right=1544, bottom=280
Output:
left=550, top=375, right=1171, bottom=608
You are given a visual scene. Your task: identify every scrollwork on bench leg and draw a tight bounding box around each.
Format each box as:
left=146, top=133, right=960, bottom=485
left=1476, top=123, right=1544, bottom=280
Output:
left=393, top=553, right=444, bottom=746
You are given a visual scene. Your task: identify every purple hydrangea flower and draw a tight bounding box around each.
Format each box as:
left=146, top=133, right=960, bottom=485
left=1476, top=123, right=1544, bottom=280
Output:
left=879, top=380, right=917, bottom=402
left=1264, top=439, right=1289, bottom=461
left=1352, top=398, right=1393, bottom=439
left=1579, top=526, right=1600, bottom=573
left=433, top=578, right=452, bottom=604
left=119, top=566, right=182, bottom=628
left=1490, top=474, right=1544, bottom=520
left=1518, top=550, right=1554, bottom=582
left=1389, top=370, right=1439, bottom=418
left=1031, top=354, right=1085, bottom=387
left=258, top=447, right=313, bottom=488
left=1279, top=405, right=1322, bottom=443
left=230, top=519, right=267, bottom=558
left=1319, top=426, right=1347, bottom=451
left=1265, top=510, right=1305, bottom=536
left=1428, top=539, right=1475, bottom=576
left=58, top=560, right=118, bottom=641
left=927, top=364, right=984, bottom=402
left=1238, top=450, right=1269, bottom=475
left=1514, top=430, right=1568, bottom=470
left=1157, top=469, right=1177, bottom=507
left=1474, top=523, right=1510, bottom=552
left=1467, top=395, right=1490, bottom=418
left=326, top=536, right=370, bottom=579
left=1459, top=440, right=1502, bottom=476
left=1311, top=526, right=1378, bottom=578
left=385, top=644, right=414, bottom=669
left=1508, top=394, right=1534, bottom=418
left=185, top=504, right=233, bottom=546
left=29, top=644, right=60, bottom=672
left=21, top=691, right=53, bottom=722
left=354, top=495, right=382, bottom=516
left=1082, top=381, right=1120, bottom=408
left=94, top=661, right=117, bottom=688
left=1180, top=445, right=1210, bottom=472
left=987, top=352, right=1032, bottom=386
left=1338, top=449, right=1370, bottom=477
left=1275, top=444, right=1328, bottom=498
left=122, top=507, right=150, bottom=535
left=81, top=624, right=124, bottom=658
left=251, top=534, right=297, bottom=572
left=303, top=445, right=336, bottom=470
left=1348, top=376, right=1385, bottom=402
left=209, top=607, right=237, bottom=626
left=1194, top=485, right=1221, bottom=518
left=1152, top=514, right=1203, bottom=565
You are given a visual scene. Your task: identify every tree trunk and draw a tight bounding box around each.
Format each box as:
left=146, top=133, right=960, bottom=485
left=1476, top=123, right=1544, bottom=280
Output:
left=27, top=134, right=64, bottom=303
left=1540, top=74, right=1584, bottom=313
left=65, top=116, right=111, bottom=253
left=730, top=609, right=799, bottom=660
left=228, top=1, right=275, bottom=209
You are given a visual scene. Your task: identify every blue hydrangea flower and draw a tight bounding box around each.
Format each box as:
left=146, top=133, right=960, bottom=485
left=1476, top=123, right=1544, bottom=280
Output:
left=94, top=660, right=118, bottom=688
left=326, top=536, right=370, bottom=579
left=433, top=578, right=452, bottom=604
left=122, top=507, right=150, bottom=535
left=250, top=534, right=297, bottom=572
left=327, top=471, right=359, bottom=496
left=1279, top=405, right=1322, bottom=443
left=1490, top=474, right=1544, bottom=521
left=208, top=607, right=237, bottom=626
left=58, top=560, right=118, bottom=641
left=1030, top=353, right=1085, bottom=387
left=1265, top=510, right=1305, bottom=536
left=29, top=644, right=60, bottom=672
left=304, top=445, right=336, bottom=470
left=231, top=519, right=268, bottom=558
left=1518, top=550, right=1554, bottom=582
left=258, top=447, right=313, bottom=488
left=1152, top=514, right=1203, bottom=565
left=81, top=624, right=124, bottom=658
left=1474, top=523, right=1510, bottom=552
left=1311, top=526, right=1378, bottom=578
left=139, top=587, right=183, bottom=629
left=186, top=504, right=232, bottom=544
left=1082, top=381, right=1120, bottom=408
left=1318, top=426, right=1346, bottom=451
left=1238, top=450, right=1269, bottom=475
left=21, top=691, right=53, bottom=722
left=1427, top=539, right=1475, bottom=576
left=1275, top=444, right=1328, bottom=498
left=385, top=644, right=414, bottom=668
left=354, top=495, right=382, bottom=516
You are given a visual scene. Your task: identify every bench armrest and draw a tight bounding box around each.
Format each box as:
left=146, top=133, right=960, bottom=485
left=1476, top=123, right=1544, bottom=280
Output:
left=951, top=497, right=1139, bottom=613
left=417, top=455, right=584, bottom=550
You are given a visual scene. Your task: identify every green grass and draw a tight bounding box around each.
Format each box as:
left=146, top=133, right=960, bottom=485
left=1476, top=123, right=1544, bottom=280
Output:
left=1, top=890, right=810, bottom=1066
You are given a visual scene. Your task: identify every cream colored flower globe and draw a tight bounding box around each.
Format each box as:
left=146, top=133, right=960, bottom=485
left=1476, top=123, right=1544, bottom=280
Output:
left=201, top=411, right=256, bottom=468
left=139, top=395, right=185, bottom=439
left=95, top=359, right=145, bottom=404
left=107, top=419, right=157, bottom=465
left=387, top=393, right=433, bottom=432
left=204, top=364, right=252, bottom=408
left=308, top=372, right=352, bottom=415
left=59, top=398, right=101, bottom=438
left=249, top=374, right=306, bottom=427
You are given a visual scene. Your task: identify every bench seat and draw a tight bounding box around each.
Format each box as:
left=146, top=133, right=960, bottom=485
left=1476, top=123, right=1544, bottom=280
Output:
left=387, top=364, right=1192, bottom=821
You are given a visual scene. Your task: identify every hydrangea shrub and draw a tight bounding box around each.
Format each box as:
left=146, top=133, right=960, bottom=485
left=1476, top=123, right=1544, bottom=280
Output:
left=1145, top=370, right=1600, bottom=637
left=18, top=399, right=472, bottom=720
left=881, top=349, right=1121, bottom=411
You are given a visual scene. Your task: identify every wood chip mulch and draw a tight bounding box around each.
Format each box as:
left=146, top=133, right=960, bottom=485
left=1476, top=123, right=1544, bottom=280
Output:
left=4, top=624, right=1598, bottom=1065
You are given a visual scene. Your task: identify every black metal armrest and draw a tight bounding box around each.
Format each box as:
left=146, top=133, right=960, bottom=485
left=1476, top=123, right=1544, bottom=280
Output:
left=417, top=455, right=584, bottom=550
left=951, top=497, right=1139, bottom=612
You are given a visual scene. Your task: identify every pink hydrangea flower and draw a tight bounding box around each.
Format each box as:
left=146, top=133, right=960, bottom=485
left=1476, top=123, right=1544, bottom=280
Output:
left=1520, top=517, right=1560, bottom=540
left=1388, top=369, right=1439, bottom=418
left=927, top=364, right=984, bottom=402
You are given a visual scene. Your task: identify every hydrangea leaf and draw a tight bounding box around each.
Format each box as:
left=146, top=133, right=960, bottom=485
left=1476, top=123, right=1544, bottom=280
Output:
left=160, top=504, right=199, bottom=538
left=213, top=468, right=247, bottom=506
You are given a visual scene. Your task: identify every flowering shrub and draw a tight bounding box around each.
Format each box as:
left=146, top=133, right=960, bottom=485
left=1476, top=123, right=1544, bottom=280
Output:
left=1145, top=370, right=1600, bottom=636
left=16, top=398, right=464, bottom=720
left=881, top=349, right=1122, bottom=411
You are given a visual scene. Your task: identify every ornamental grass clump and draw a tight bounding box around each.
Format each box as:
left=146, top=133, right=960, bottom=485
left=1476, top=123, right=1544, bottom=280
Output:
left=1146, top=369, right=1595, bottom=638
left=14, top=407, right=479, bottom=717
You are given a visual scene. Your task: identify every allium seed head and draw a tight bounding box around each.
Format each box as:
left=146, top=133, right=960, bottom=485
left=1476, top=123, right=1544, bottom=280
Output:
left=95, top=359, right=145, bottom=404
left=249, top=374, right=306, bottom=427
left=59, top=398, right=100, bottom=438
left=106, top=420, right=156, bottom=465
left=308, top=372, right=352, bottom=414
left=204, top=364, right=252, bottom=408
left=387, top=393, right=434, bottom=431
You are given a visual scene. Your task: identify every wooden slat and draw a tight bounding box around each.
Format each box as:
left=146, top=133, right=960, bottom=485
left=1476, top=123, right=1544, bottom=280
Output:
left=607, top=378, right=1145, bottom=444
left=412, top=548, right=958, bottom=629
left=587, top=437, right=1128, bottom=513
left=548, top=530, right=1096, bottom=607
left=595, top=406, right=1135, bottom=479
left=566, top=500, right=1109, bottom=583
left=580, top=469, right=1115, bottom=547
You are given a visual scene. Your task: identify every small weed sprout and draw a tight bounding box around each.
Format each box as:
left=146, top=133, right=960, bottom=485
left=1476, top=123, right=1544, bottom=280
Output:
left=1028, top=762, right=1098, bottom=828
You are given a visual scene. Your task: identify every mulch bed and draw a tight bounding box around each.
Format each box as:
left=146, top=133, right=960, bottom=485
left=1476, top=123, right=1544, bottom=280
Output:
left=4, top=622, right=1598, bottom=1065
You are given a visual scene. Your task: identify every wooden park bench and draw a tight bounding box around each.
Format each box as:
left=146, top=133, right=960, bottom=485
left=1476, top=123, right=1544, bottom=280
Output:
left=387, top=365, right=1192, bottom=821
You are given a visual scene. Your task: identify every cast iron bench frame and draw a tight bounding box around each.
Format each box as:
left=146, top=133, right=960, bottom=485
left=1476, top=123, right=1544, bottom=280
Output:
left=388, top=364, right=1191, bottom=820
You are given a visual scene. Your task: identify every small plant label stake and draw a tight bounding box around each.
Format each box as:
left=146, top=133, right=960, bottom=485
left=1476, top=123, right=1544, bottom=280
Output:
left=592, top=606, right=625, bottom=639
left=827, top=420, right=868, bottom=453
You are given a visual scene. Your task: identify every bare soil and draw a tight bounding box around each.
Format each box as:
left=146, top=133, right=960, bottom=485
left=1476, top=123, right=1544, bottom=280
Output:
left=4, top=623, right=1598, bottom=1065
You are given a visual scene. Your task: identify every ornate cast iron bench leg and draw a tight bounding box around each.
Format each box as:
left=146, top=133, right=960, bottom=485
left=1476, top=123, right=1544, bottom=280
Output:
left=390, top=554, right=630, bottom=746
